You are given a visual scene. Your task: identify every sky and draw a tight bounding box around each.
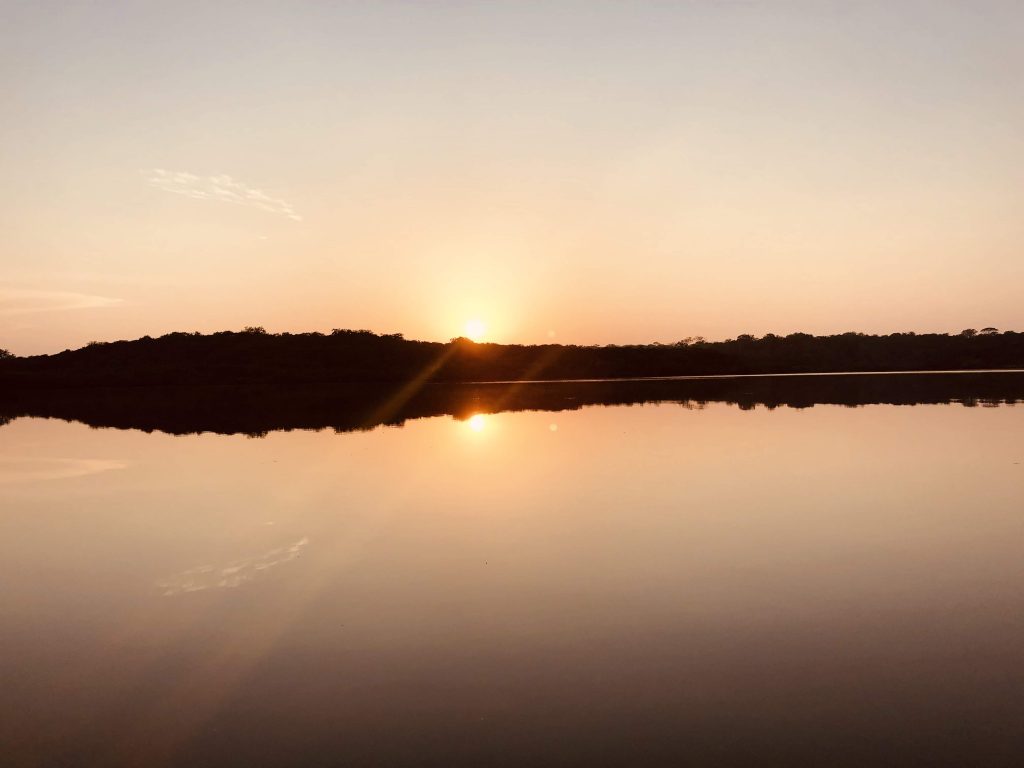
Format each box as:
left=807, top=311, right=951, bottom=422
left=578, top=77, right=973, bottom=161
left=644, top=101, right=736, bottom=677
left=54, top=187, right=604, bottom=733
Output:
left=1, top=0, right=1021, bottom=354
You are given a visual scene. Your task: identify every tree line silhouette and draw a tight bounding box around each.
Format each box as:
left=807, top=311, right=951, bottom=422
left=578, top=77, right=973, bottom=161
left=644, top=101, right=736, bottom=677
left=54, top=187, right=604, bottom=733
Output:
left=0, top=327, right=1022, bottom=389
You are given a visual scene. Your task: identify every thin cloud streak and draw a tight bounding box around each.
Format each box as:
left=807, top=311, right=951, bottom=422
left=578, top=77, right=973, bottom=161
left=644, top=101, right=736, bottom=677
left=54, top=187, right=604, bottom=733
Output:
left=0, top=289, right=123, bottom=316
left=145, top=169, right=303, bottom=221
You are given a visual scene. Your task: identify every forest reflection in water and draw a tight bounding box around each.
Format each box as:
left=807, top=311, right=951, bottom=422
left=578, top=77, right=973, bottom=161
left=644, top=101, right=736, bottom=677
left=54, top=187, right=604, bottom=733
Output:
left=2, top=370, right=1024, bottom=437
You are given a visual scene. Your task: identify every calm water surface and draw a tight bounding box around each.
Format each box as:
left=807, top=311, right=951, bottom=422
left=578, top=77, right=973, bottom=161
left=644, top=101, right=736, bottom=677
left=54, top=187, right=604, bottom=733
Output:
left=2, top=376, right=1023, bottom=766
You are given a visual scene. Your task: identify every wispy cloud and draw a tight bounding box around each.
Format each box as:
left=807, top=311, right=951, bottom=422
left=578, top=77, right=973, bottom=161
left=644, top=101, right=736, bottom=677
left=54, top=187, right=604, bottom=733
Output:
left=0, top=289, right=123, bottom=316
left=145, top=169, right=303, bottom=221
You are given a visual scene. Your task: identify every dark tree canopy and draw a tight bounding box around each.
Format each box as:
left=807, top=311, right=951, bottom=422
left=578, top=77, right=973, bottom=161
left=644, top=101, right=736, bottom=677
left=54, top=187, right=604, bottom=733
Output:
left=1, top=328, right=1022, bottom=390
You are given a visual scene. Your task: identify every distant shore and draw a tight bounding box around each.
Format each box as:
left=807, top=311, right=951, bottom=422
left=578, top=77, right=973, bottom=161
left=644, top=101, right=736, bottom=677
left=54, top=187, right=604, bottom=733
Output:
left=1, top=328, right=1022, bottom=390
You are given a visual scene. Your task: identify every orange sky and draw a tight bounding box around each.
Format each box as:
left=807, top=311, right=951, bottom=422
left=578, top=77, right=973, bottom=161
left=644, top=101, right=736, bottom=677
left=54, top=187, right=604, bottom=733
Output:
left=2, top=1, right=1022, bottom=354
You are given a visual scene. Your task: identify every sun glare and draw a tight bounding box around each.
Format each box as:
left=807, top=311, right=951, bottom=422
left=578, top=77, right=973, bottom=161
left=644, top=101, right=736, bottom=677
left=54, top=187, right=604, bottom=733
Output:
left=468, top=414, right=486, bottom=432
left=464, top=319, right=486, bottom=342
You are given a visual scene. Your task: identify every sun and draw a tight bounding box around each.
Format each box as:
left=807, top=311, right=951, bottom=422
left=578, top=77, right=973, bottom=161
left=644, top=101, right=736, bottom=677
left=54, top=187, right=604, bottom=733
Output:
left=467, top=414, right=486, bottom=432
left=464, top=319, right=487, bottom=342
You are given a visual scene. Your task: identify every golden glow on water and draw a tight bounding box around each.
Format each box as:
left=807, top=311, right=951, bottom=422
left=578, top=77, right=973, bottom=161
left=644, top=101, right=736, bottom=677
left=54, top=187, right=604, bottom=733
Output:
left=2, top=398, right=1023, bottom=764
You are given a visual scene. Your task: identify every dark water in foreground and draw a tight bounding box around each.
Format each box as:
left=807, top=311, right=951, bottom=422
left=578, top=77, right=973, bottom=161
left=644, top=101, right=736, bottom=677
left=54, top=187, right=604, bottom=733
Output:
left=2, top=373, right=1023, bottom=766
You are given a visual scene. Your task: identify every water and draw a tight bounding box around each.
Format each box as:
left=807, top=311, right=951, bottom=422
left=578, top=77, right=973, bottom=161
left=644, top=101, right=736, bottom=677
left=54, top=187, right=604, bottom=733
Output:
left=2, top=373, right=1023, bottom=766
